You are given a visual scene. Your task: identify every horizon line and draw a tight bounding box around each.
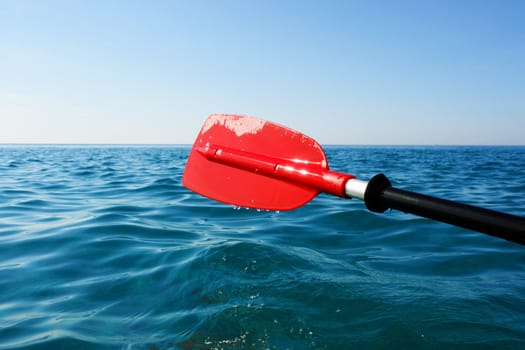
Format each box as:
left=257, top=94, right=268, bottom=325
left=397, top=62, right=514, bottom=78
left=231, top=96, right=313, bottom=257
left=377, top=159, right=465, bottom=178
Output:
left=1, top=143, right=525, bottom=147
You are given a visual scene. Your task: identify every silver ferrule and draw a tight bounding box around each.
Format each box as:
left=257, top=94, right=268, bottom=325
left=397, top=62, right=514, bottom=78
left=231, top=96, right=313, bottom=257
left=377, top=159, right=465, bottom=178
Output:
left=344, top=178, right=368, bottom=200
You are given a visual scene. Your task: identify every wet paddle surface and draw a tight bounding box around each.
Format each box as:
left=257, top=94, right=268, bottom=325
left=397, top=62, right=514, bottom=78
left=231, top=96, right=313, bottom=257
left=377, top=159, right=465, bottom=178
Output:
left=0, top=145, right=524, bottom=349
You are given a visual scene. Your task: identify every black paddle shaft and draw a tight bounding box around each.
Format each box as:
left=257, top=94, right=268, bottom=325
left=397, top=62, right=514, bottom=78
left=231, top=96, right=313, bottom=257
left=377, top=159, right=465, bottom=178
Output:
left=364, top=174, right=525, bottom=245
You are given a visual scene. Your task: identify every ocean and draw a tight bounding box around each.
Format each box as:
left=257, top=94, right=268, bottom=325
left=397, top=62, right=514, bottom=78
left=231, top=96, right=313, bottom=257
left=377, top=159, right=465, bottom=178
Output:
left=0, top=145, right=524, bottom=349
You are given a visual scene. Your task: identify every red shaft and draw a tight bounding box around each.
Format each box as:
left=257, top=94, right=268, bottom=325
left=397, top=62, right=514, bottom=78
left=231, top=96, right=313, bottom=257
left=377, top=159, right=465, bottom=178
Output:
left=196, top=144, right=354, bottom=197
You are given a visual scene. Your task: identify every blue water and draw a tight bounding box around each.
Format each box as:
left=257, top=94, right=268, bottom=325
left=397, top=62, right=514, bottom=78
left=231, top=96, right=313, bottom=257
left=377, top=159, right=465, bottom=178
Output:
left=0, top=145, right=524, bottom=349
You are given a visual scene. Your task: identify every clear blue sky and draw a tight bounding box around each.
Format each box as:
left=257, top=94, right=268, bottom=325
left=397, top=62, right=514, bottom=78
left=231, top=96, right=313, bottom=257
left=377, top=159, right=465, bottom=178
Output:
left=1, top=0, right=524, bottom=144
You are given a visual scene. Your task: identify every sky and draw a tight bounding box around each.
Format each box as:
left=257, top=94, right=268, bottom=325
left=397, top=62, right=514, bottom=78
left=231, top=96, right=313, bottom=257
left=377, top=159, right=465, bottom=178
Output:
left=1, top=0, right=524, bottom=145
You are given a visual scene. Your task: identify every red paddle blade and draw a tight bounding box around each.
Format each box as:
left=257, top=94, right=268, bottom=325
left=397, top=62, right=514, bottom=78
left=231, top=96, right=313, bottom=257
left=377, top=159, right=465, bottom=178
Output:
left=182, top=114, right=352, bottom=210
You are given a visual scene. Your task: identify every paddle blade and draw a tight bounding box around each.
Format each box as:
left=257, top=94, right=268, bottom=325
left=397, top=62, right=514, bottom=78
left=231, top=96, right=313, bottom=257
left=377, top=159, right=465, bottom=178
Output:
left=183, top=114, right=329, bottom=210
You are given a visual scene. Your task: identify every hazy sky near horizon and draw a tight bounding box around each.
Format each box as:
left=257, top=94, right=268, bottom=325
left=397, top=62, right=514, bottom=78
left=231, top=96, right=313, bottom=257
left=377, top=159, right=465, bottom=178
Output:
left=1, top=0, right=524, bottom=145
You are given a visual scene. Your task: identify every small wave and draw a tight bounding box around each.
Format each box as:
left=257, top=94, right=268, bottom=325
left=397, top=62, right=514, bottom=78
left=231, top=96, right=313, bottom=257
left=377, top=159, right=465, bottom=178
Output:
left=14, top=199, right=50, bottom=207
left=95, top=205, right=147, bottom=215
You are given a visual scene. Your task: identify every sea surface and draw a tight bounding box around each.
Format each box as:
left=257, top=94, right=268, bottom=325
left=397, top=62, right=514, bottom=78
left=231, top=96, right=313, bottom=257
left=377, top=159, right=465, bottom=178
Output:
left=0, top=145, right=524, bottom=350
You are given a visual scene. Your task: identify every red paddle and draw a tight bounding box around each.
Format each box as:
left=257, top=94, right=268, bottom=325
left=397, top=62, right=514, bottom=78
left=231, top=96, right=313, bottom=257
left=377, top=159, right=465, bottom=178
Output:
left=183, top=114, right=525, bottom=245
